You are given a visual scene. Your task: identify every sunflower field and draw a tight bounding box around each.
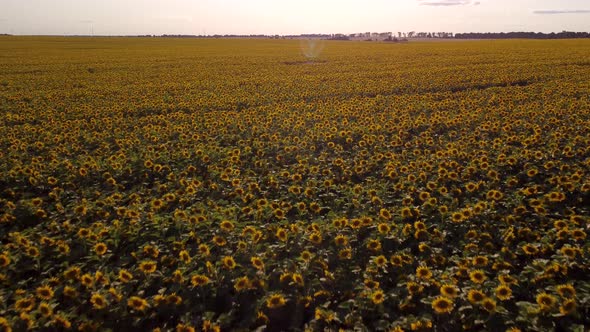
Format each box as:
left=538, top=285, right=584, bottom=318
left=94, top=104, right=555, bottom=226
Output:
left=0, top=37, right=589, bottom=331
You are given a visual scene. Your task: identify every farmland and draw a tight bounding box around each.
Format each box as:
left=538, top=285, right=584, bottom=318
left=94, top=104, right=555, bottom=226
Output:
left=0, top=37, right=589, bottom=331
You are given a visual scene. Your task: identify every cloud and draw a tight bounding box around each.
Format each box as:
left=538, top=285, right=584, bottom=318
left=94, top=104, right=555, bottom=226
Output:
left=418, top=0, right=474, bottom=6
left=533, top=10, right=590, bottom=14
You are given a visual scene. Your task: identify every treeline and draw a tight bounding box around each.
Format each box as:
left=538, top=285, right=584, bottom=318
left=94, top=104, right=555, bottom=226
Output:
left=455, top=31, right=590, bottom=39
left=160, top=34, right=276, bottom=38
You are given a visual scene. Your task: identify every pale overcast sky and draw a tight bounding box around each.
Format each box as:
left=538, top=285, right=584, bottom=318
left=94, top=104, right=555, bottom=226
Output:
left=1, top=0, right=589, bottom=35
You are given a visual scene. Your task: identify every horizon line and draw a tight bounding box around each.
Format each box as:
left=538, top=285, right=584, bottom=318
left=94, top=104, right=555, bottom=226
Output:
left=2, top=30, right=590, bottom=38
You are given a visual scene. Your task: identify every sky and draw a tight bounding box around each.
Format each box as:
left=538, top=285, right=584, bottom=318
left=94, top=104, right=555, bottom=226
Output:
left=1, top=0, right=589, bottom=36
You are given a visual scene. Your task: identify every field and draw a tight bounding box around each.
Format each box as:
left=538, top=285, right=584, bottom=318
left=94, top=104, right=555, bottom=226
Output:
left=0, top=37, right=589, bottom=331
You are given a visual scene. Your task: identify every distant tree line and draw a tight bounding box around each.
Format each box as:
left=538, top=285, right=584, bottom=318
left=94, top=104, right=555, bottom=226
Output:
left=454, top=31, right=590, bottom=39
left=159, top=34, right=276, bottom=38
left=384, top=36, right=408, bottom=43
left=4, top=31, right=589, bottom=40
left=405, top=32, right=454, bottom=38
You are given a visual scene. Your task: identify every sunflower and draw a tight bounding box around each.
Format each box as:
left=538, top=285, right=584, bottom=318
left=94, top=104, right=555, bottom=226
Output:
left=222, top=256, right=237, bottom=269
left=560, top=246, right=577, bottom=259
left=401, top=207, right=413, bottom=219
left=372, top=196, right=383, bottom=205
left=556, top=284, right=576, bottom=298
left=495, top=285, right=512, bottom=301
left=367, top=239, right=382, bottom=252
left=234, top=276, right=250, bottom=292
left=418, top=191, right=431, bottom=201
left=559, top=299, right=577, bottom=315
left=295, top=201, right=306, bottom=212
left=414, top=221, right=426, bottom=230
left=127, top=296, right=149, bottom=311
left=0, top=254, right=11, bottom=267
left=15, top=297, right=36, bottom=312
left=212, top=236, right=227, bottom=246
left=379, top=208, right=392, bottom=220
left=292, top=273, right=304, bottom=286
left=118, top=269, right=133, bottom=283
left=416, top=266, right=432, bottom=280
left=266, top=293, right=287, bottom=309
left=309, top=202, right=321, bottom=213
left=465, top=182, right=478, bottom=192
left=556, top=229, right=569, bottom=241
left=176, top=323, right=196, bottom=332
left=334, top=234, right=348, bottom=246
left=461, top=208, right=472, bottom=219
left=52, top=314, right=72, bottom=329
left=377, top=223, right=391, bottom=234
left=364, top=279, right=380, bottom=289
left=219, top=220, right=235, bottom=232
left=94, top=242, right=107, bottom=256
left=171, top=269, right=184, bottom=284
left=163, top=193, right=176, bottom=202
left=25, top=246, right=40, bottom=258
left=390, top=255, right=403, bottom=266
left=407, top=282, right=423, bottom=295
left=276, top=228, right=288, bottom=242
left=536, top=292, right=556, bottom=311
left=339, top=248, right=352, bottom=260
left=309, top=232, right=322, bottom=244
left=432, top=296, right=453, bottom=314
left=572, top=229, right=586, bottom=241
left=179, top=250, right=191, bottom=263
left=198, top=244, right=210, bottom=256
left=498, top=274, right=517, bottom=285
left=472, top=256, right=488, bottom=267
left=300, top=250, right=312, bottom=261
left=250, top=256, right=264, bottom=270
left=371, top=289, right=385, bottom=304
left=274, top=208, right=285, bottom=219
left=469, top=270, right=486, bottom=284
left=256, top=198, right=268, bottom=208
left=63, top=286, right=78, bottom=298
left=390, top=326, right=404, bottom=332
left=150, top=199, right=165, bottom=210
left=20, top=309, right=34, bottom=327
left=440, top=284, right=458, bottom=298
left=374, top=255, right=388, bottom=267
left=191, top=274, right=210, bottom=287
left=451, top=212, right=463, bottom=223
left=36, top=285, right=54, bottom=300
left=362, top=216, right=374, bottom=226
left=90, top=293, right=108, bottom=309
left=38, top=302, right=53, bottom=317
left=481, top=297, right=496, bottom=312
left=279, top=273, right=291, bottom=283
left=139, top=260, right=157, bottom=274
left=63, top=266, right=81, bottom=280
left=350, top=218, right=362, bottom=229
left=467, top=289, right=486, bottom=304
